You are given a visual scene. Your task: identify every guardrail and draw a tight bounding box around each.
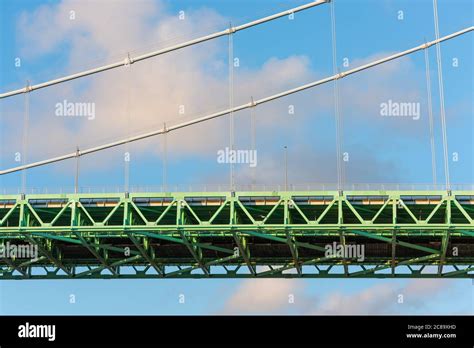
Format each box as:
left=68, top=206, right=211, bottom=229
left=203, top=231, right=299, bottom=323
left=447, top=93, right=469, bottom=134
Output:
left=1, top=183, right=473, bottom=194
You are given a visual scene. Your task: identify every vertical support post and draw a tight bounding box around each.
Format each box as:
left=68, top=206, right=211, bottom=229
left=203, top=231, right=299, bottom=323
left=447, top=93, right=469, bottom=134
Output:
left=176, top=199, right=183, bottom=226
left=392, top=197, right=397, bottom=225
left=391, top=229, right=397, bottom=276
left=338, top=193, right=343, bottom=225
left=446, top=194, right=452, bottom=224
left=438, top=229, right=450, bottom=275
left=19, top=195, right=26, bottom=227
left=339, top=230, right=348, bottom=276
left=123, top=192, right=131, bottom=227
left=229, top=196, right=236, bottom=225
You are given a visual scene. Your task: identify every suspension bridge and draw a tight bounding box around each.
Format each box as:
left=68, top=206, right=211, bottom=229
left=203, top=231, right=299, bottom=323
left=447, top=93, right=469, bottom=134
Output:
left=0, top=0, right=472, bottom=279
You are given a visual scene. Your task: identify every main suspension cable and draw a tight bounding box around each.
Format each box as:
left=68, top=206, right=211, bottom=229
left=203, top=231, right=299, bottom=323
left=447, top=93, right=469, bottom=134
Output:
left=1, top=26, right=472, bottom=176
left=0, top=0, right=329, bottom=100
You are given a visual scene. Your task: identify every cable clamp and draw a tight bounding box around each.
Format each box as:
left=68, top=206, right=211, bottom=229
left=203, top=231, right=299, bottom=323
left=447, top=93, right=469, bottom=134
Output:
left=24, top=82, right=32, bottom=93
left=250, top=97, right=256, bottom=107
left=124, top=53, right=134, bottom=66
left=227, top=21, right=236, bottom=34
left=423, top=41, right=433, bottom=49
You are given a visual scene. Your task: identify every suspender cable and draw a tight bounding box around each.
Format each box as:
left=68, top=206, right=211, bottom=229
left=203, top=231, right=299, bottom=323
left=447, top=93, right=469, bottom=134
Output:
left=229, top=23, right=235, bottom=191
left=21, top=84, right=30, bottom=193
left=330, top=0, right=343, bottom=192
left=424, top=44, right=437, bottom=186
left=250, top=97, right=256, bottom=189
left=284, top=146, right=288, bottom=191
left=0, top=0, right=329, bottom=100
left=124, top=54, right=132, bottom=192
left=74, top=146, right=80, bottom=194
left=1, top=27, right=472, bottom=176
left=162, top=123, right=168, bottom=191
left=433, top=0, right=450, bottom=191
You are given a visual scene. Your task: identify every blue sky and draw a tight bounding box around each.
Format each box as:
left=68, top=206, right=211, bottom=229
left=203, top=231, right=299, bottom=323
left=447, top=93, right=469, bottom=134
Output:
left=0, top=0, right=473, bottom=314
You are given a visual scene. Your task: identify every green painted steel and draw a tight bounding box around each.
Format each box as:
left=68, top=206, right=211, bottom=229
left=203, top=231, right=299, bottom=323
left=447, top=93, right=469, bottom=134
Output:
left=0, top=190, right=472, bottom=279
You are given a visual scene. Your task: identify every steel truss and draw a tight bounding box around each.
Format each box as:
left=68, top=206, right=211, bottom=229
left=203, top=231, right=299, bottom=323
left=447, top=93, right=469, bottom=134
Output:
left=0, top=190, right=472, bottom=279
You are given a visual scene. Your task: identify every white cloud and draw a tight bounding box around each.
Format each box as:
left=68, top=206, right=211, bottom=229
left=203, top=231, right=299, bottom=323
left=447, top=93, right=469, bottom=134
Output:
left=221, top=279, right=309, bottom=314
left=2, top=0, right=431, bottom=184
left=220, top=278, right=467, bottom=315
left=8, top=0, right=314, bottom=162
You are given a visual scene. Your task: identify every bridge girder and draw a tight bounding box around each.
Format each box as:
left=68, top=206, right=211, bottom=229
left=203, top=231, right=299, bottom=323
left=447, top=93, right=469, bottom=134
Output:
left=0, top=190, right=472, bottom=279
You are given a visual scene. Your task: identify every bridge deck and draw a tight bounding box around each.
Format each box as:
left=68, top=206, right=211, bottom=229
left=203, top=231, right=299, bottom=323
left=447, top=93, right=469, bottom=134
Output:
left=0, top=190, right=472, bottom=279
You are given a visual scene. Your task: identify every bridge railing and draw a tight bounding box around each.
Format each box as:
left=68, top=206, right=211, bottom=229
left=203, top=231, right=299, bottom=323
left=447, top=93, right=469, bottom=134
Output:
left=1, top=183, right=473, bottom=195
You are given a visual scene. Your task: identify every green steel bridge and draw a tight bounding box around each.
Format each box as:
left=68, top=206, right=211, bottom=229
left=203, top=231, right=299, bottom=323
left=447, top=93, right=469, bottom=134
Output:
left=0, top=189, right=472, bottom=279
left=0, top=1, right=472, bottom=280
